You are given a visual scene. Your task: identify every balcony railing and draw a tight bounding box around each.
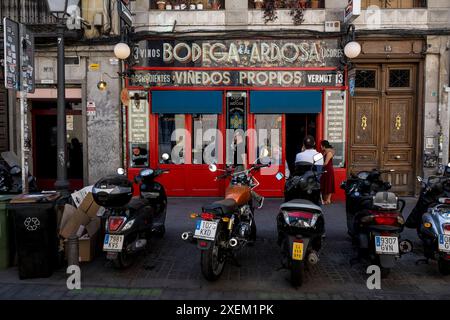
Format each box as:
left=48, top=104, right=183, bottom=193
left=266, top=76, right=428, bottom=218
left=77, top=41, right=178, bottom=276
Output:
left=0, top=0, right=56, bottom=25
left=150, top=0, right=225, bottom=10
left=361, top=0, right=427, bottom=8
left=248, top=0, right=325, bottom=10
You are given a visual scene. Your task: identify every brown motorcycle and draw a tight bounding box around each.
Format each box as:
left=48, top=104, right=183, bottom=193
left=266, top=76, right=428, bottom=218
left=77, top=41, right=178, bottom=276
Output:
left=181, top=160, right=269, bottom=281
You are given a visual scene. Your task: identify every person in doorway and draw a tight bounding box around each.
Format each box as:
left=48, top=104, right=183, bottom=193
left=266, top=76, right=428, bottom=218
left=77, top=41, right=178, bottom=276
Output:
left=320, top=140, right=335, bottom=205
left=295, top=135, right=324, bottom=174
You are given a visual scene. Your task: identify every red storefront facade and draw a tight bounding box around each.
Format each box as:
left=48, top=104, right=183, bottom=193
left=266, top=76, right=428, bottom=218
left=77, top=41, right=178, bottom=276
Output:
left=125, top=38, right=348, bottom=200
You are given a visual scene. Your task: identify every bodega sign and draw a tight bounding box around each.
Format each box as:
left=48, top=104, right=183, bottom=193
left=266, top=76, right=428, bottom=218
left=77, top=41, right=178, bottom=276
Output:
left=133, top=39, right=343, bottom=68
left=129, top=69, right=344, bottom=88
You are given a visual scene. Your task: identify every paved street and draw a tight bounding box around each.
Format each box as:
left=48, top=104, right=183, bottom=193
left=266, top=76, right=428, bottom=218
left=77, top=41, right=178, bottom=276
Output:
left=0, top=197, right=450, bottom=300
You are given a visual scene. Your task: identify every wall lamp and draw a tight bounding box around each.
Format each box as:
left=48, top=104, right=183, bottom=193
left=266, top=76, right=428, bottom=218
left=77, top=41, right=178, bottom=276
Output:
left=344, top=24, right=361, bottom=59
left=97, top=70, right=134, bottom=91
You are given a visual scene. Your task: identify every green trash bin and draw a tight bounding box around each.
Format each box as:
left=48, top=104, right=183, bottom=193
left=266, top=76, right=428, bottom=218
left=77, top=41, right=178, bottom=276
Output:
left=0, top=195, right=16, bottom=270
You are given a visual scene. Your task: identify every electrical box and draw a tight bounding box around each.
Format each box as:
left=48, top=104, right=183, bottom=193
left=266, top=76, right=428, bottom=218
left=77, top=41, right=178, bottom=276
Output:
left=325, top=21, right=341, bottom=33
left=93, top=13, right=103, bottom=27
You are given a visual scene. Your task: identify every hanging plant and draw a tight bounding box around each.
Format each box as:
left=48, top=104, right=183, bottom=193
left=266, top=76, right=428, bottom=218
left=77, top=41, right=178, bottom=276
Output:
left=263, top=0, right=305, bottom=25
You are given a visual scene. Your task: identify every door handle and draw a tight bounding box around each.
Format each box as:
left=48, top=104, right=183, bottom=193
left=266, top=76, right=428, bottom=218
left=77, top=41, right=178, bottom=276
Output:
left=395, top=155, right=401, bottom=159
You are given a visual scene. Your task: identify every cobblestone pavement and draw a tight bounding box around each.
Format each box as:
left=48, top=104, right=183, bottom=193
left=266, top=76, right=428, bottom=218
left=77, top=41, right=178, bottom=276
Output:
left=1, top=197, right=450, bottom=300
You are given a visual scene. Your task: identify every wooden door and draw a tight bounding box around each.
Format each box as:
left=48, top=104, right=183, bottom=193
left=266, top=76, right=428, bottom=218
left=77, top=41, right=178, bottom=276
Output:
left=349, top=64, right=417, bottom=195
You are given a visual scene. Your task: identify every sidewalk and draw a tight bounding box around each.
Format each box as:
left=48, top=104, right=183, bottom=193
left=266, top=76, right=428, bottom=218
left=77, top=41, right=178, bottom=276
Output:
left=0, top=197, right=450, bottom=300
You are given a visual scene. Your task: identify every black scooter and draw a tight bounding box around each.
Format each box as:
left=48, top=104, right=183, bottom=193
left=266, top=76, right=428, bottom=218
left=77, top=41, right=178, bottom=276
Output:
left=276, top=153, right=325, bottom=287
left=341, top=169, right=412, bottom=278
left=92, top=154, right=170, bottom=268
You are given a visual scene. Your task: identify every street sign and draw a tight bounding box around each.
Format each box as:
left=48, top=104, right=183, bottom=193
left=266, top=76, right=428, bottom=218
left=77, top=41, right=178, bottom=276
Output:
left=3, top=17, right=20, bottom=90
left=117, top=0, right=133, bottom=27
left=19, top=24, right=35, bottom=93
left=344, top=0, right=361, bottom=24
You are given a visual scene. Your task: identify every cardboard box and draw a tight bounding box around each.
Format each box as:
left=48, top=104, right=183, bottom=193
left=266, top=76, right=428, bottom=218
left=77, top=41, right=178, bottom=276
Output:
left=85, top=217, right=101, bottom=237
left=59, top=204, right=77, bottom=230
left=79, top=193, right=101, bottom=219
left=60, top=208, right=91, bottom=239
left=71, top=186, right=93, bottom=208
left=78, top=232, right=97, bottom=262
left=64, top=232, right=97, bottom=263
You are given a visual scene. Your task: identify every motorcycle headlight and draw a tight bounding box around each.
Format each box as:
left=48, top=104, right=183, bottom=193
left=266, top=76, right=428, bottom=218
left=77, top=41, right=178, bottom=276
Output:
left=121, top=219, right=135, bottom=231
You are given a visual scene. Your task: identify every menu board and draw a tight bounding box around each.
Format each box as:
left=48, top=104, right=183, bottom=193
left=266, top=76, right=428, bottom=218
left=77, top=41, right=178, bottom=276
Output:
left=324, top=91, right=347, bottom=168
left=128, top=91, right=149, bottom=167
left=3, top=18, right=19, bottom=90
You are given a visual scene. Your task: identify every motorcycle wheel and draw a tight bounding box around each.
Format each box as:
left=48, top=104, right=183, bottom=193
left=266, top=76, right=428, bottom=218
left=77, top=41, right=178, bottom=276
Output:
left=438, top=259, right=450, bottom=275
left=291, top=260, right=305, bottom=287
left=201, top=232, right=226, bottom=281
left=114, top=250, right=135, bottom=269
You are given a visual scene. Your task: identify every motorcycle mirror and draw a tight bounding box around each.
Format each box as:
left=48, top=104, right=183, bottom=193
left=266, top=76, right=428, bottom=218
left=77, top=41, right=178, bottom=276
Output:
left=312, top=153, right=323, bottom=163
left=161, top=153, right=170, bottom=161
left=275, top=172, right=284, bottom=181
left=9, top=166, right=21, bottom=175
left=209, top=164, right=217, bottom=172
left=117, top=168, right=125, bottom=175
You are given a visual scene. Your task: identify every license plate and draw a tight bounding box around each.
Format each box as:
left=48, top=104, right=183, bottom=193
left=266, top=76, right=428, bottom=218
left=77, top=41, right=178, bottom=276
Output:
left=194, top=220, right=218, bottom=241
left=103, top=234, right=124, bottom=252
left=439, top=235, right=450, bottom=252
left=375, top=236, right=399, bottom=254
left=292, top=242, right=304, bottom=261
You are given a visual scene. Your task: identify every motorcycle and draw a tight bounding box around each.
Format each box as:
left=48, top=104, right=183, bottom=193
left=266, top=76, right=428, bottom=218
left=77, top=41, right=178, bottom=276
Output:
left=276, top=153, right=325, bottom=287
left=341, top=169, right=412, bottom=277
left=407, top=164, right=450, bottom=274
left=181, top=154, right=270, bottom=281
left=92, top=153, right=170, bottom=268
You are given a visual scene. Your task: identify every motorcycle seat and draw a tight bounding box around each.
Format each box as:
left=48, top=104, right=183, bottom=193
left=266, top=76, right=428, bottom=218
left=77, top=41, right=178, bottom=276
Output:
left=280, top=199, right=322, bottom=213
left=203, top=199, right=237, bottom=215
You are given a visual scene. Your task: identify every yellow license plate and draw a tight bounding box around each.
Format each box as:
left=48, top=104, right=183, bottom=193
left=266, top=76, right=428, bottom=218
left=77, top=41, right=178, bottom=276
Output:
left=292, top=242, right=304, bottom=261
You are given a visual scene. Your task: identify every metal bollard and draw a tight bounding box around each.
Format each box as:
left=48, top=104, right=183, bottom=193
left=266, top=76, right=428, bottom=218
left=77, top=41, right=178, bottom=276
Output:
left=66, top=236, right=79, bottom=267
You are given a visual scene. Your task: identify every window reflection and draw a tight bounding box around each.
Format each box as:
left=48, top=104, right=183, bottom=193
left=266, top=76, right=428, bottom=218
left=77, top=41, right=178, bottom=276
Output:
left=192, top=114, right=218, bottom=165
left=158, top=114, right=186, bottom=164
left=255, top=114, right=282, bottom=165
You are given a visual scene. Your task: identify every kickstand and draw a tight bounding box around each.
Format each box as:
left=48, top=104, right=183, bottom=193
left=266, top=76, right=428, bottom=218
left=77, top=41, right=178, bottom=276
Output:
left=415, top=258, right=429, bottom=265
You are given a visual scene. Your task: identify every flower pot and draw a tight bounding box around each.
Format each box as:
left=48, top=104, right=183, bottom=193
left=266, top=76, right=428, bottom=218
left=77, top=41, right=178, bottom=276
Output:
left=157, top=1, right=166, bottom=10
left=211, top=1, right=220, bottom=10
left=254, top=0, right=264, bottom=9
left=197, top=3, right=204, bottom=9
left=189, top=4, right=196, bottom=9
left=310, top=0, right=320, bottom=8
left=180, top=3, right=187, bottom=10
left=166, top=4, right=172, bottom=10
left=299, top=0, right=308, bottom=8
left=174, top=5, right=181, bottom=10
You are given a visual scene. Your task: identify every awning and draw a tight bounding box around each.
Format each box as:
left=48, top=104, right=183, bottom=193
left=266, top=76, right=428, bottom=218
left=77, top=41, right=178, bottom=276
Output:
left=152, top=90, right=222, bottom=114
left=250, top=91, right=322, bottom=114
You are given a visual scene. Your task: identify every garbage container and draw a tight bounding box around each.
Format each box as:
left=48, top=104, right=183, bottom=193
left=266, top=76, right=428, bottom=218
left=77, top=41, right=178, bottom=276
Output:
left=8, top=192, right=60, bottom=279
left=0, top=195, right=15, bottom=270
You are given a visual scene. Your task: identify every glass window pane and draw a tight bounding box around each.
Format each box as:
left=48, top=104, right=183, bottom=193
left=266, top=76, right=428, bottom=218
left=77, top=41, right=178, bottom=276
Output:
left=389, top=69, right=411, bottom=88
left=255, top=115, right=282, bottom=165
left=192, top=114, right=218, bottom=165
left=355, top=70, right=376, bottom=88
left=158, top=114, right=186, bottom=164
left=128, top=91, right=149, bottom=167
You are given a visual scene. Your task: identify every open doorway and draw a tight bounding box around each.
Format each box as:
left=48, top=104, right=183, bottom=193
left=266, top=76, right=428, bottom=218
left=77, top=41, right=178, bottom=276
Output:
left=285, top=114, right=317, bottom=174
left=31, top=100, right=83, bottom=191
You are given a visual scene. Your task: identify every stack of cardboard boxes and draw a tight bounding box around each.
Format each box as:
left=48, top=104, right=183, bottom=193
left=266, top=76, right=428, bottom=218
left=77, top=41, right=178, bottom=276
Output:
left=59, top=187, right=104, bottom=262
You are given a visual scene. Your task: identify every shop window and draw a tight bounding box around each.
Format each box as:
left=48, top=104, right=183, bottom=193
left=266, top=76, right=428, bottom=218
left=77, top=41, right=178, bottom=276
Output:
left=158, top=114, right=186, bottom=164
left=248, top=0, right=325, bottom=9
left=192, top=114, right=219, bottom=164
left=389, top=69, right=411, bottom=88
left=355, top=70, right=376, bottom=89
left=254, top=114, right=282, bottom=165
left=128, top=91, right=150, bottom=168
left=361, top=0, right=427, bottom=8
left=150, top=0, right=225, bottom=10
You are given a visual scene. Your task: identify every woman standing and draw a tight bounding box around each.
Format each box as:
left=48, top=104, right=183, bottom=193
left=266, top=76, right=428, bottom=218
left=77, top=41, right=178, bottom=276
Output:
left=320, top=140, right=335, bottom=205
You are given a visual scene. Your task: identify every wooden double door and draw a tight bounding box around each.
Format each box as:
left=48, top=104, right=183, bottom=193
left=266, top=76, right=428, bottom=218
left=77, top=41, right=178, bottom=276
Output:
left=349, top=63, right=419, bottom=196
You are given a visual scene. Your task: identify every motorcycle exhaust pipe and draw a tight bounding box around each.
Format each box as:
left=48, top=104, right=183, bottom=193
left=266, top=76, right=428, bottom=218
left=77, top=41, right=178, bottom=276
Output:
left=307, top=251, right=319, bottom=265
left=229, top=238, right=238, bottom=247
left=181, top=232, right=192, bottom=241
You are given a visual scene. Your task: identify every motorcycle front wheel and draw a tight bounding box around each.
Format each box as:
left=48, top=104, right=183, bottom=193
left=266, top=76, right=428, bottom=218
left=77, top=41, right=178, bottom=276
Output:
left=438, top=258, right=450, bottom=275
left=201, top=232, right=226, bottom=281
